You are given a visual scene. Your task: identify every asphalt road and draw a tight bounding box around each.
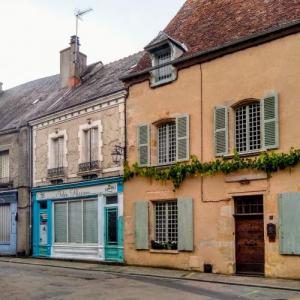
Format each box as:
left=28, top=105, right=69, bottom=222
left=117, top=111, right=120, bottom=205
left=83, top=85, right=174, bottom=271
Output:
left=0, top=261, right=299, bottom=300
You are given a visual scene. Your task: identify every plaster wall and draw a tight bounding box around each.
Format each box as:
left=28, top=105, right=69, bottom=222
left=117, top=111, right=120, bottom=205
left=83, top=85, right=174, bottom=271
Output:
left=125, top=33, right=300, bottom=278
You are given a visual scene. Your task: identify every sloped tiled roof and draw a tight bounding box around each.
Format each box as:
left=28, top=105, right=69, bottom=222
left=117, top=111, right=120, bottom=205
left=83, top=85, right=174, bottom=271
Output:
left=0, top=51, right=144, bottom=132
left=133, top=0, right=300, bottom=73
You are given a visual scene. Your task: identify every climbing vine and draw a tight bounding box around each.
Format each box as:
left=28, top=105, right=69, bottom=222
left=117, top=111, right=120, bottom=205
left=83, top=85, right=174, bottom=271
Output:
left=124, top=148, right=300, bottom=189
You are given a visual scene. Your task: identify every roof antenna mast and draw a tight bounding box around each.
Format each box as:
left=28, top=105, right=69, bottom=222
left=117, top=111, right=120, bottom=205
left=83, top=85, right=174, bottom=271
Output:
left=75, top=8, right=93, bottom=38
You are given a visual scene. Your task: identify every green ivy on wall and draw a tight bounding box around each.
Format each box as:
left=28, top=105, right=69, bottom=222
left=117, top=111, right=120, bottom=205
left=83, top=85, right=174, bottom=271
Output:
left=124, top=148, right=300, bottom=189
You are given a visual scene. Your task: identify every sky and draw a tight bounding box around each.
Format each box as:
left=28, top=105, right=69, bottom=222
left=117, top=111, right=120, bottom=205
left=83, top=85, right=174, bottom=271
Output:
left=0, top=0, right=185, bottom=89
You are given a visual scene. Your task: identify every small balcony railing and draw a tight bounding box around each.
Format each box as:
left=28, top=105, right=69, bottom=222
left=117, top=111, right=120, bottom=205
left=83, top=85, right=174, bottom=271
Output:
left=0, top=177, right=13, bottom=187
left=78, top=160, right=100, bottom=173
left=47, top=167, right=66, bottom=178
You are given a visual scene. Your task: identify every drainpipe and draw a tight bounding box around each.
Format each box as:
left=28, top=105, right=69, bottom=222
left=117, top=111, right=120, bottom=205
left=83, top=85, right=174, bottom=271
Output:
left=28, top=124, right=33, bottom=256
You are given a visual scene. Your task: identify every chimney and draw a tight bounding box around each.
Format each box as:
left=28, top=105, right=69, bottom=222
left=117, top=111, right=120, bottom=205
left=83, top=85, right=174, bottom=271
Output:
left=60, top=36, right=87, bottom=88
left=0, top=82, right=3, bottom=95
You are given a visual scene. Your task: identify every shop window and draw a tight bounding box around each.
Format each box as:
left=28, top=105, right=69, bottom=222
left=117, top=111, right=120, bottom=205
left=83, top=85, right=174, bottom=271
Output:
left=54, top=199, right=98, bottom=244
left=153, top=201, right=178, bottom=249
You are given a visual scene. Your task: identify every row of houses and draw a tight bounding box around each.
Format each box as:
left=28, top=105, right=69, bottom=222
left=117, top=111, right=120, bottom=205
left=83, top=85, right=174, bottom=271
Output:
left=0, top=0, right=300, bottom=279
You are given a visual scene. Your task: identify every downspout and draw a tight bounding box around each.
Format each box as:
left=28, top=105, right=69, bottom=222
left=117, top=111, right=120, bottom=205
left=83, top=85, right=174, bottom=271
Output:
left=28, top=123, right=33, bottom=256
left=200, top=64, right=204, bottom=203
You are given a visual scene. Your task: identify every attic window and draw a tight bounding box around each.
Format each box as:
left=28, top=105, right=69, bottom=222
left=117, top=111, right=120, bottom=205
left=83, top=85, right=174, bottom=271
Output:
left=155, top=48, right=173, bottom=82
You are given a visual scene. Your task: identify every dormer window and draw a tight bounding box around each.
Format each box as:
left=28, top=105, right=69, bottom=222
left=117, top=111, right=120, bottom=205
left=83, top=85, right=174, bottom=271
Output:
left=145, top=31, right=187, bottom=87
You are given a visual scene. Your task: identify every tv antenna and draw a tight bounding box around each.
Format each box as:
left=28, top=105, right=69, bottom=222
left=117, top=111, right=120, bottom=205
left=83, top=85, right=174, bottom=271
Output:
left=75, top=8, right=93, bottom=37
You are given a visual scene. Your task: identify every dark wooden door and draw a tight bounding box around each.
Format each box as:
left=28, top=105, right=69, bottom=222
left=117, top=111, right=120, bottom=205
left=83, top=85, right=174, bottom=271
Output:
left=235, top=216, right=265, bottom=274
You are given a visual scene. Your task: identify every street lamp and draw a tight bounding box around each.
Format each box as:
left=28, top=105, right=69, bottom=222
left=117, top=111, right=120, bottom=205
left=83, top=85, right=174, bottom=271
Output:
left=111, top=145, right=125, bottom=165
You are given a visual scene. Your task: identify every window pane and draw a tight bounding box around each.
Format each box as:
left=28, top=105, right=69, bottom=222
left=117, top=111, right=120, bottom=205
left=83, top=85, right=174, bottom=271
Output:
left=83, top=200, right=98, bottom=243
left=157, top=50, right=172, bottom=81
left=155, top=202, right=166, bottom=242
left=158, top=125, right=167, bottom=164
left=167, top=202, right=178, bottom=242
left=249, top=103, right=261, bottom=150
left=106, top=196, right=118, bottom=205
left=68, top=201, right=82, bottom=243
left=168, top=123, right=176, bottom=163
left=107, top=209, right=118, bottom=244
left=54, top=202, right=67, bottom=243
left=235, top=106, right=247, bottom=152
left=84, top=130, right=91, bottom=162
left=91, top=127, right=99, bottom=161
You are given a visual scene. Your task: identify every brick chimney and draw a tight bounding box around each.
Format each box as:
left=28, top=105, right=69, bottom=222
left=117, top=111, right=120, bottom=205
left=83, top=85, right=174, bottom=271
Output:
left=60, top=36, right=87, bottom=88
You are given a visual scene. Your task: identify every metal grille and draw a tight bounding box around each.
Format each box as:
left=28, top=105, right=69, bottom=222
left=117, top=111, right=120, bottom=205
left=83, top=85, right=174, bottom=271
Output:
left=155, top=201, right=178, bottom=243
left=156, top=50, right=172, bottom=82
left=158, top=122, right=176, bottom=164
left=235, top=102, right=261, bottom=153
left=235, top=196, right=263, bottom=215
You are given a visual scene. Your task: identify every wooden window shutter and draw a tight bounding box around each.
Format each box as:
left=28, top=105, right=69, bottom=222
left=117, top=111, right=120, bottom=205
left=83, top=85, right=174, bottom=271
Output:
left=137, top=124, right=150, bottom=166
left=278, top=192, right=300, bottom=255
left=0, top=151, right=9, bottom=178
left=176, top=114, right=190, bottom=162
left=91, top=128, right=99, bottom=161
left=214, top=106, right=228, bottom=156
left=178, top=197, right=193, bottom=251
left=135, top=201, right=149, bottom=250
left=261, top=92, right=279, bottom=150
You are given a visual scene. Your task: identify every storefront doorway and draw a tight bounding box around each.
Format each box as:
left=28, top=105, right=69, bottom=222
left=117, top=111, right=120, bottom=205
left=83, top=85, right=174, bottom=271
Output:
left=234, top=195, right=265, bottom=275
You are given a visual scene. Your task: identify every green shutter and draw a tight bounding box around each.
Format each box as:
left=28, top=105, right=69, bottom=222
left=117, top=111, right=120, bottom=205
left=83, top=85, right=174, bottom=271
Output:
left=176, top=114, right=190, bottom=162
left=137, top=124, right=150, bottom=166
left=278, top=192, right=300, bottom=255
left=214, top=106, right=228, bottom=156
left=178, top=197, right=193, bottom=251
left=135, top=201, right=149, bottom=250
left=261, top=92, right=279, bottom=149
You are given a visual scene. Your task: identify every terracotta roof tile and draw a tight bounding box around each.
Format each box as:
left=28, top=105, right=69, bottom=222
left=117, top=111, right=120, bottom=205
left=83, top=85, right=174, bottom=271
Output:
left=133, top=0, right=300, bottom=73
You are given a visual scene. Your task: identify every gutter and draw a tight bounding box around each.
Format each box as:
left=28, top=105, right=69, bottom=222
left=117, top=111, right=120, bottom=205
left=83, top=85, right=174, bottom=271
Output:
left=121, top=19, right=300, bottom=82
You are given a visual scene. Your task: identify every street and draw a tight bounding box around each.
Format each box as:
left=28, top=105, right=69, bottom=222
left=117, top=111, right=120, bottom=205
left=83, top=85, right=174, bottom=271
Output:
left=0, top=261, right=299, bottom=300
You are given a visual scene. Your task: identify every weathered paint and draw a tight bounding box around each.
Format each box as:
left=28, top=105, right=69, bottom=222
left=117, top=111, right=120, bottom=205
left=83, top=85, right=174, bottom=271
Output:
left=135, top=201, right=149, bottom=250
left=178, top=198, right=193, bottom=251
left=124, top=32, right=300, bottom=278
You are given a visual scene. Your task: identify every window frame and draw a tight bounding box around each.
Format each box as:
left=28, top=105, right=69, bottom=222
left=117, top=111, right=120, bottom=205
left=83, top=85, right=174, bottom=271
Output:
left=53, top=198, right=98, bottom=245
left=0, top=150, right=9, bottom=181
left=153, top=200, right=178, bottom=245
left=234, top=101, right=262, bottom=154
left=83, top=126, right=99, bottom=163
left=157, top=121, right=177, bottom=165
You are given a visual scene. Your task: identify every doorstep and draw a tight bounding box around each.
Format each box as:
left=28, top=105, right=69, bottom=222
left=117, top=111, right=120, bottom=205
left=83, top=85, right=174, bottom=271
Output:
left=0, top=257, right=299, bottom=292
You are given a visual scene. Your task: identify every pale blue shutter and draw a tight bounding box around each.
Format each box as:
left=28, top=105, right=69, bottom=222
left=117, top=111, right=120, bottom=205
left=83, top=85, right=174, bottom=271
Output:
left=214, top=106, right=228, bottom=156
left=83, top=200, right=98, bottom=243
left=54, top=202, right=67, bottom=243
left=261, top=92, right=279, bottom=149
left=178, top=198, right=193, bottom=251
left=176, top=114, right=190, bottom=162
left=278, top=192, right=300, bottom=255
left=135, top=201, right=149, bottom=249
left=68, top=201, right=82, bottom=243
left=137, top=124, right=150, bottom=166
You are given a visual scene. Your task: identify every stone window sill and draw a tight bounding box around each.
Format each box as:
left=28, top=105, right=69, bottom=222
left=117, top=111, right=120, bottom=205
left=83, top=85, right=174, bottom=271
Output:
left=150, top=249, right=179, bottom=254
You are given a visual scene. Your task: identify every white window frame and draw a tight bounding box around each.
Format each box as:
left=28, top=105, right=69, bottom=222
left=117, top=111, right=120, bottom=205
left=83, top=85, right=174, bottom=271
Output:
left=154, top=200, right=178, bottom=243
left=235, top=101, right=261, bottom=154
left=53, top=198, right=99, bottom=245
left=157, top=122, right=177, bottom=165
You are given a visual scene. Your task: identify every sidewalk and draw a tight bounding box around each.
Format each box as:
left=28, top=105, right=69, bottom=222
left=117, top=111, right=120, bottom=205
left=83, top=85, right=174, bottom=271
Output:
left=0, top=256, right=299, bottom=292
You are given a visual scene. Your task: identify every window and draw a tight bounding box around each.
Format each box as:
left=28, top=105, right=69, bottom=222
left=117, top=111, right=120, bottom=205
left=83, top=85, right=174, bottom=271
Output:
left=155, top=201, right=178, bottom=244
left=158, top=122, right=176, bottom=164
left=155, top=49, right=173, bottom=83
left=54, top=199, right=98, bottom=244
left=235, top=102, right=261, bottom=153
left=0, top=151, right=9, bottom=183
left=83, top=127, right=98, bottom=162
left=52, top=137, right=64, bottom=168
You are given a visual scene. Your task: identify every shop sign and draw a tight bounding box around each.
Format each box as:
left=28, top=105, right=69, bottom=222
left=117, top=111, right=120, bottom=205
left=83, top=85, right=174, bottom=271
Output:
left=36, top=183, right=117, bottom=200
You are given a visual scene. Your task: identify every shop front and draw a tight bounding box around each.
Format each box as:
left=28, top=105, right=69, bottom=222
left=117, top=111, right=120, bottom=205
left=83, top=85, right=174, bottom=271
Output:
left=32, top=178, right=124, bottom=262
left=0, top=191, right=17, bottom=255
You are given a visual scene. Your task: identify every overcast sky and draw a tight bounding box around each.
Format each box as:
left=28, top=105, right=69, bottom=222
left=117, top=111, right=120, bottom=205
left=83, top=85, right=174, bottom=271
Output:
left=0, top=0, right=185, bottom=89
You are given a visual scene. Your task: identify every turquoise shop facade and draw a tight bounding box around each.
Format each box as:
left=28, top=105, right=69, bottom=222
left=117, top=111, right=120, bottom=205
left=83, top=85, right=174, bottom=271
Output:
left=0, top=191, right=17, bottom=255
left=32, top=177, right=124, bottom=262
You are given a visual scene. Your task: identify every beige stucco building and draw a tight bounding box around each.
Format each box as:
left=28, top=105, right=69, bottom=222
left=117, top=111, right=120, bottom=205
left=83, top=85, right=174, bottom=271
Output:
left=123, top=0, right=300, bottom=279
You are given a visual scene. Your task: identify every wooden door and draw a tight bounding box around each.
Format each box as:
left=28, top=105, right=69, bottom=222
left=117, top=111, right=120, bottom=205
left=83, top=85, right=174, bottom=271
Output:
left=235, top=216, right=265, bottom=274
